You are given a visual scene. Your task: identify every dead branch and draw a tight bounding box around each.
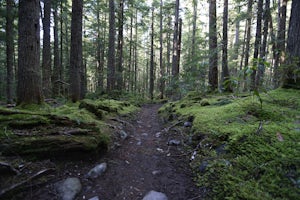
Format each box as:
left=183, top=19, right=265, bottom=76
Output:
left=0, top=162, right=20, bottom=175
left=109, top=117, right=135, bottom=134
left=256, top=121, right=263, bottom=135
left=164, top=121, right=184, bottom=132
left=0, top=168, right=55, bottom=198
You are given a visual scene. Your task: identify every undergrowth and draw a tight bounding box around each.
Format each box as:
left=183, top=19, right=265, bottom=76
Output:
left=159, top=88, right=300, bottom=199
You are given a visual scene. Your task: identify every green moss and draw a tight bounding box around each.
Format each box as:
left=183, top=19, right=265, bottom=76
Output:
left=160, top=89, right=300, bottom=199
left=1, top=132, right=109, bottom=158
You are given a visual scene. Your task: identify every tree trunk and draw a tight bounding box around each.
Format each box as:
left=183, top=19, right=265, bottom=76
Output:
left=274, top=0, right=288, bottom=88
left=127, top=9, right=133, bottom=91
left=107, top=0, right=116, bottom=91
left=221, top=0, right=231, bottom=92
left=6, top=0, right=14, bottom=104
left=149, top=7, right=155, bottom=100
left=251, top=0, right=263, bottom=90
left=42, top=0, right=52, bottom=98
left=243, top=0, right=253, bottom=90
left=116, top=0, right=124, bottom=91
left=52, top=7, right=61, bottom=97
left=283, top=0, right=300, bottom=88
left=159, top=0, right=164, bottom=99
left=171, top=0, right=180, bottom=98
left=172, top=0, right=180, bottom=79
left=233, top=4, right=240, bottom=77
left=166, top=17, right=172, bottom=87
left=134, top=8, right=138, bottom=92
left=69, top=0, right=83, bottom=102
left=208, top=0, right=218, bottom=91
left=17, top=0, right=43, bottom=105
left=256, top=0, right=270, bottom=88
left=177, top=18, right=182, bottom=75
left=191, top=0, right=197, bottom=73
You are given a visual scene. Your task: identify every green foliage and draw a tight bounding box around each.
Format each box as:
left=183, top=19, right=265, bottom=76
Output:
left=159, top=89, right=300, bottom=199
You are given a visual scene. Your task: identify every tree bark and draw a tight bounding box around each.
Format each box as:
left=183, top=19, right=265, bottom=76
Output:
left=149, top=7, right=155, bottom=100
left=172, top=0, right=180, bottom=79
left=191, top=0, right=197, bottom=73
left=251, top=0, right=263, bottom=90
left=69, top=0, right=83, bottom=102
left=222, top=0, right=231, bottom=92
left=107, top=0, right=116, bottom=91
left=274, top=0, right=288, bottom=88
left=159, top=0, right=164, bottom=99
left=42, top=0, right=52, bottom=98
left=6, top=0, right=14, bottom=104
left=52, top=7, right=61, bottom=96
left=256, top=0, right=270, bottom=88
left=283, top=0, right=300, bottom=88
left=243, top=0, right=253, bottom=90
left=17, top=0, right=43, bottom=105
left=208, top=0, right=218, bottom=91
left=116, top=0, right=124, bottom=91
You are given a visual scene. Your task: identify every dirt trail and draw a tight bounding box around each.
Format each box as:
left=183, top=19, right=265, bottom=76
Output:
left=23, top=104, right=201, bottom=200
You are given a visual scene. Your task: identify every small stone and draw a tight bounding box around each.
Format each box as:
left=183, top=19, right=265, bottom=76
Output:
left=152, top=170, right=162, bottom=175
left=142, top=190, right=168, bottom=200
left=119, top=130, right=128, bottom=140
left=183, top=121, right=192, bottom=127
left=156, top=148, right=164, bottom=153
left=87, top=163, right=107, bottom=179
left=155, top=132, right=161, bottom=137
left=168, top=139, right=181, bottom=146
left=57, top=177, right=82, bottom=200
left=142, top=133, right=148, bottom=136
left=136, top=140, right=142, bottom=146
left=88, top=196, right=99, bottom=200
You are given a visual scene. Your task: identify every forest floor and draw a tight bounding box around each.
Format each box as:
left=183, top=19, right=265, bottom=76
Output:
left=16, top=104, right=202, bottom=200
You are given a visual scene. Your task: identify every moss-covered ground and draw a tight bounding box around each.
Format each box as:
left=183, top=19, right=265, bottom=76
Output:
left=159, top=89, right=300, bottom=199
left=0, top=99, right=138, bottom=159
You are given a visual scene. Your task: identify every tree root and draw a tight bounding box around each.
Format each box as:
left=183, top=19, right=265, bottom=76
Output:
left=0, top=168, right=55, bottom=198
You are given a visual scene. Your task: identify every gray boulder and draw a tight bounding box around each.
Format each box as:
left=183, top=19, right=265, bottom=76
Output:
left=57, top=177, right=82, bottom=200
left=142, top=190, right=168, bottom=200
left=87, top=163, right=107, bottom=179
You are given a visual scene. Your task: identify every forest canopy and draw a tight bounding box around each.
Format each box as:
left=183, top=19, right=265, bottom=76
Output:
left=0, top=0, right=299, bottom=104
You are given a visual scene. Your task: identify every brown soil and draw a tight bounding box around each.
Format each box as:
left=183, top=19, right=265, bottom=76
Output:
left=14, top=104, right=202, bottom=200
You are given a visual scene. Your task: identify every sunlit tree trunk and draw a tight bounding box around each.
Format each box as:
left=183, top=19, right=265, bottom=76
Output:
left=17, top=0, right=43, bottom=105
